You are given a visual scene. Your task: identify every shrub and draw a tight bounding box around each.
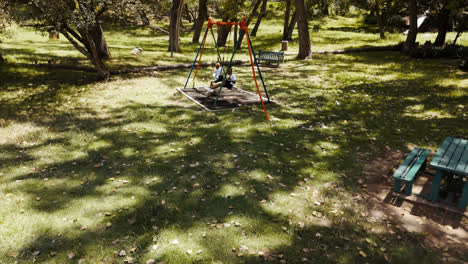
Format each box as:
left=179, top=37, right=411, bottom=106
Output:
left=386, top=15, right=407, bottom=32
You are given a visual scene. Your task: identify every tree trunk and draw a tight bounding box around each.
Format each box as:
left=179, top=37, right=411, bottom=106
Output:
left=84, top=32, right=110, bottom=79
left=453, top=30, right=463, bottom=45
left=139, top=9, right=150, bottom=27
left=237, top=0, right=262, bottom=48
left=402, top=0, right=418, bottom=53
left=169, top=0, right=185, bottom=52
left=251, top=0, right=267, bottom=37
left=320, top=0, right=329, bottom=16
left=287, top=11, right=297, bottom=41
left=283, top=0, right=292, bottom=40
left=375, top=3, right=385, bottom=39
left=217, top=23, right=231, bottom=47
left=89, top=22, right=111, bottom=60
left=295, top=0, right=311, bottom=59
left=434, top=8, right=450, bottom=47
left=192, top=0, right=207, bottom=43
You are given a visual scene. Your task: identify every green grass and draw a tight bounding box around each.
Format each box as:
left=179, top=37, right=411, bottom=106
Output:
left=1, top=15, right=468, bottom=264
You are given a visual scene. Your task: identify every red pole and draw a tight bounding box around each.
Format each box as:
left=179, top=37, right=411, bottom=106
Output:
left=244, top=29, right=269, bottom=121
left=192, top=26, right=209, bottom=86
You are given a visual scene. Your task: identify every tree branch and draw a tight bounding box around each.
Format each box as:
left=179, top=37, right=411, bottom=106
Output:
left=60, top=29, right=90, bottom=58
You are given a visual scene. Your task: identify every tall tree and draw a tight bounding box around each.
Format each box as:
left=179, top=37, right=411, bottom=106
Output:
left=295, top=0, right=311, bottom=59
left=286, top=10, right=297, bottom=40
left=192, top=0, right=208, bottom=43
left=169, top=0, right=185, bottom=52
left=402, top=0, right=418, bottom=52
left=433, top=0, right=467, bottom=46
left=0, top=0, right=10, bottom=63
left=373, top=0, right=385, bottom=39
left=216, top=0, right=246, bottom=47
left=30, top=0, right=124, bottom=79
left=283, top=0, right=292, bottom=40
left=236, top=0, right=262, bottom=48
left=251, top=0, right=267, bottom=37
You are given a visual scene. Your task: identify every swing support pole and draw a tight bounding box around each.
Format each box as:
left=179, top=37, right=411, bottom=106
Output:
left=244, top=27, right=269, bottom=120
left=246, top=36, right=270, bottom=102
left=184, top=27, right=209, bottom=89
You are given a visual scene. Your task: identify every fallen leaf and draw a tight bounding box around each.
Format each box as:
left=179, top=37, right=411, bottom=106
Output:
left=186, top=249, right=192, bottom=255
left=32, top=250, right=41, bottom=256
left=9, top=251, right=19, bottom=258
left=302, top=248, right=310, bottom=253
left=118, top=250, right=126, bottom=257
left=35, top=197, right=41, bottom=201
left=128, top=218, right=136, bottom=225
left=146, top=259, right=156, bottom=264
left=50, top=251, right=56, bottom=256
left=130, top=247, right=137, bottom=253
left=106, top=222, right=112, bottom=228
left=125, top=256, right=134, bottom=263
left=196, top=249, right=203, bottom=254
left=359, top=251, right=367, bottom=258
left=171, top=239, right=179, bottom=245
left=80, top=226, right=87, bottom=231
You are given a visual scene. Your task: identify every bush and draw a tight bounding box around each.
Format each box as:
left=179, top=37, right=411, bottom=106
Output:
left=364, top=15, right=377, bottom=25
left=409, top=42, right=468, bottom=71
left=386, top=15, right=407, bottom=32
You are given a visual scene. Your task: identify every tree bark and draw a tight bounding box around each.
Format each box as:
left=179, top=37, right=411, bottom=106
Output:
left=453, top=30, right=463, bottom=45
left=375, top=3, right=385, bottom=39
left=402, top=0, right=418, bottom=53
left=295, top=0, right=311, bottom=59
left=169, top=0, right=185, bottom=52
left=236, top=0, right=262, bottom=48
left=89, top=22, right=111, bottom=60
left=434, top=8, right=450, bottom=47
left=217, top=22, right=231, bottom=47
left=283, top=0, right=292, bottom=40
left=251, top=0, right=267, bottom=37
left=287, top=11, right=297, bottom=40
left=192, top=0, right=207, bottom=43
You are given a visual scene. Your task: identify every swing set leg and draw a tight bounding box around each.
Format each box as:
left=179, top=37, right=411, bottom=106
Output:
left=184, top=28, right=209, bottom=89
left=245, top=31, right=269, bottom=120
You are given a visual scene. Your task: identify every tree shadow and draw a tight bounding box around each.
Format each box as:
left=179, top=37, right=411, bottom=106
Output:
left=1, top=51, right=467, bottom=263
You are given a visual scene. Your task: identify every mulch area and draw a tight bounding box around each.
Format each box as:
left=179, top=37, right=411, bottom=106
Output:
left=177, top=86, right=269, bottom=111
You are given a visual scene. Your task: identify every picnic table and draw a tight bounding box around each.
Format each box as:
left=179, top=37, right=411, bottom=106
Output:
left=429, top=137, right=468, bottom=210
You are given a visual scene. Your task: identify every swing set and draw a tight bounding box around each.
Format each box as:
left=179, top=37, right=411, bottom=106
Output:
left=180, top=17, right=271, bottom=121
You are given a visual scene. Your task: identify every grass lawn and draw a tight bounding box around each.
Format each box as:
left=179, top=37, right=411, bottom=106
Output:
left=1, top=13, right=468, bottom=264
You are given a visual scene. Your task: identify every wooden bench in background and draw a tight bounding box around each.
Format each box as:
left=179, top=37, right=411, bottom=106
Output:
left=257, top=50, right=284, bottom=66
left=393, top=147, right=430, bottom=195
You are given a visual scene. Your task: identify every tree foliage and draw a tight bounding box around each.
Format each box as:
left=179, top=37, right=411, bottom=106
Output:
left=29, top=0, right=146, bottom=78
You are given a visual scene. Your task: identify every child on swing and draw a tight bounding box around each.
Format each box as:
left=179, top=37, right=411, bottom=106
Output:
left=212, top=62, right=223, bottom=81
left=210, top=67, right=236, bottom=94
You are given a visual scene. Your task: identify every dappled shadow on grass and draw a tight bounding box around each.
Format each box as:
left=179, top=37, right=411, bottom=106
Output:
left=2, top=102, right=445, bottom=263
left=1, top=51, right=467, bottom=263
left=0, top=65, right=100, bottom=124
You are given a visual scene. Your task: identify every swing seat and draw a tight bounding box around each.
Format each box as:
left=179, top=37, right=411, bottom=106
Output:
left=177, top=86, right=269, bottom=111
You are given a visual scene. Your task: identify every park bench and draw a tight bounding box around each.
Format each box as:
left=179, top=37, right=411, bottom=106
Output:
left=393, top=147, right=431, bottom=195
left=256, top=50, right=284, bottom=66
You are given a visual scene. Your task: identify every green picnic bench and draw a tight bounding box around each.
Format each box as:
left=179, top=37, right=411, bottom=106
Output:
left=393, top=147, right=431, bottom=195
left=257, top=50, right=284, bottom=66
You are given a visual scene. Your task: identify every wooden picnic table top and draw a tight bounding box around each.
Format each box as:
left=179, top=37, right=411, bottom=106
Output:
left=430, top=137, right=468, bottom=176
